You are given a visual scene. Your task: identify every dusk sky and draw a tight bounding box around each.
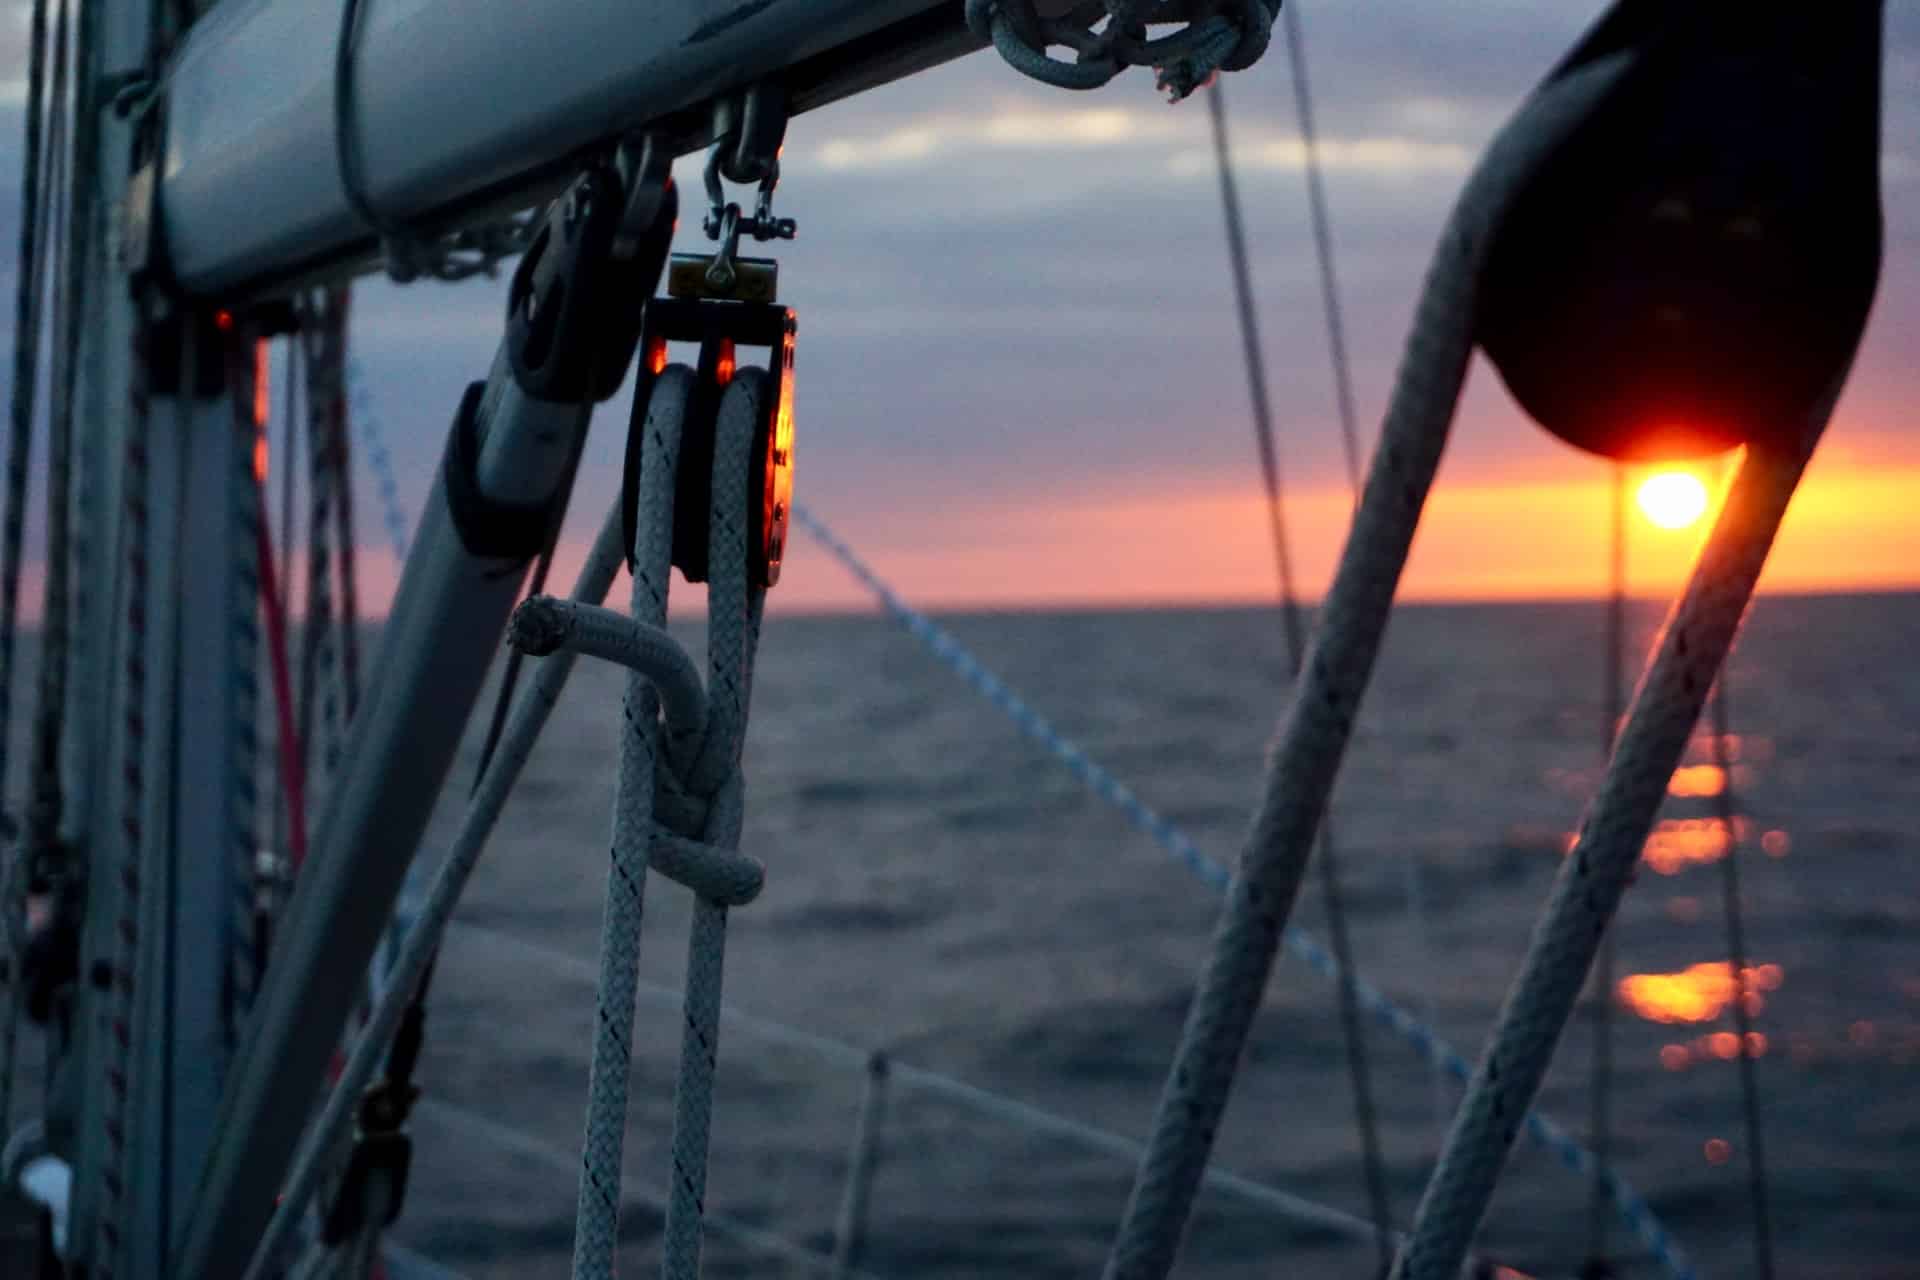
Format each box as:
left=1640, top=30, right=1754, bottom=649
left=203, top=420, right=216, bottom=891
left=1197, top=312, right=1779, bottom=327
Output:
left=4, top=2, right=1919, bottom=613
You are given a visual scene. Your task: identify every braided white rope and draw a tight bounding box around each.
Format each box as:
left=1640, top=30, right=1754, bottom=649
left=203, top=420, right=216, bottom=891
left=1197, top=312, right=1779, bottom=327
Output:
left=238, top=502, right=632, bottom=1280
left=1389, top=411, right=1838, bottom=1278
left=1102, top=52, right=1638, bottom=1280
left=570, top=366, right=690, bottom=1276
left=661, top=370, right=770, bottom=1279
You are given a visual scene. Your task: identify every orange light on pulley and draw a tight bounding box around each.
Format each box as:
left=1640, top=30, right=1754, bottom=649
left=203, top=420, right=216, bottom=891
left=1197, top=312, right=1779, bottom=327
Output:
left=254, top=339, right=271, bottom=425
left=252, top=340, right=271, bottom=481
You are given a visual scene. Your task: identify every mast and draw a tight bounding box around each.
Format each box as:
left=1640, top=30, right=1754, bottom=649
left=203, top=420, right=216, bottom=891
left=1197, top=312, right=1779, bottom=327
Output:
left=65, top=2, right=259, bottom=1275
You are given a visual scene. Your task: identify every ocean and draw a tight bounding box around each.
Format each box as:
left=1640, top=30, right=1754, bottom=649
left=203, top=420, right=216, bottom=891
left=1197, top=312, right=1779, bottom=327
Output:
left=383, top=591, right=1918, bottom=1278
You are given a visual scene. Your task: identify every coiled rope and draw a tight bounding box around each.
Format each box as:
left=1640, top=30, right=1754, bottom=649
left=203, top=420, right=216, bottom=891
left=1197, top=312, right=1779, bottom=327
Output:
left=966, top=0, right=1281, bottom=100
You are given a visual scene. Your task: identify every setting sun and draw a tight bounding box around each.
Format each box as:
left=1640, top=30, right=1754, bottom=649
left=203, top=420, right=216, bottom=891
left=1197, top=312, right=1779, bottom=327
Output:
left=1636, top=471, right=1709, bottom=530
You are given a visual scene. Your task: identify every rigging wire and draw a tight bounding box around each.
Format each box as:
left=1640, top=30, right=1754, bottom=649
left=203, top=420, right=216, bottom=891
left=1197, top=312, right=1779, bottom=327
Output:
left=1280, top=0, right=1448, bottom=1157
left=1206, top=56, right=1394, bottom=1278
left=1584, top=465, right=1627, bottom=1277
left=269, top=330, right=302, bottom=920
left=1708, top=682, right=1776, bottom=1280
left=329, top=289, right=362, bottom=719
left=298, top=291, right=347, bottom=821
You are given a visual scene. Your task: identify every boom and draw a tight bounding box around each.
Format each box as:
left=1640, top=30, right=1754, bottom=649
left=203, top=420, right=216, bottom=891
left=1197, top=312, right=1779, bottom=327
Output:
left=158, top=0, right=976, bottom=296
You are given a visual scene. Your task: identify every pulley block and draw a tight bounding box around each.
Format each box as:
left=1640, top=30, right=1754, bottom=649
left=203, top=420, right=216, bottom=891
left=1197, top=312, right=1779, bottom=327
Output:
left=621, top=262, right=795, bottom=590
left=1476, top=3, right=1884, bottom=462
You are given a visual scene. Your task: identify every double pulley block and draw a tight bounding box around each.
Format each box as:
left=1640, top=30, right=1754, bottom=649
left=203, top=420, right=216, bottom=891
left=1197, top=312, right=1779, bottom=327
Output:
left=478, top=89, right=795, bottom=591
left=619, top=276, right=796, bottom=591
left=620, top=84, right=798, bottom=591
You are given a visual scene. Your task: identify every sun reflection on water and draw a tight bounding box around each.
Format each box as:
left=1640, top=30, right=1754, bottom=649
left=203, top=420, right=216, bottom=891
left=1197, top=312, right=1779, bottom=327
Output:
left=1619, top=961, right=1783, bottom=1024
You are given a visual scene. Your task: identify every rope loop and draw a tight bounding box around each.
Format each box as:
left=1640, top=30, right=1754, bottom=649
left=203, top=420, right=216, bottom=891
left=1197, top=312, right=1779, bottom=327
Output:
left=506, top=596, right=765, bottom=907
left=964, top=0, right=1278, bottom=99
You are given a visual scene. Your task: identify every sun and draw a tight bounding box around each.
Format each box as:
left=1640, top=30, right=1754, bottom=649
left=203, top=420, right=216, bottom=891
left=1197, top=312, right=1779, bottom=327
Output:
left=1636, top=471, right=1709, bottom=530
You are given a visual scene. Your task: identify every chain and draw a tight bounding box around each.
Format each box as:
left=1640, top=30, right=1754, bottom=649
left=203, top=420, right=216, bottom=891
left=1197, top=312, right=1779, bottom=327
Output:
left=965, top=0, right=1280, bottom=100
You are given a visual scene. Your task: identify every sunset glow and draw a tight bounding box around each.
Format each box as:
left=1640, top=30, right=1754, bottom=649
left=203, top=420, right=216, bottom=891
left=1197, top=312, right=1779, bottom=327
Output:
left=1637, top=471, right=1709, bottom=530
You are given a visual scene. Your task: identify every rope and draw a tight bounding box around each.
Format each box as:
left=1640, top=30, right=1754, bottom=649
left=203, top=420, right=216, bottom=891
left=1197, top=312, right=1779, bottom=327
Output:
left=1708, top=684, right=1775, bottom=1280
left=93, top=275, right=161, bottom=1280
left=0, top=0, right=56, bottom=829
left=567, top=361, right=680, bottom=1275
left=254, top=472, right=308, bottom=872
left=299, top=295, right=345, bottom=822
left=568, top=360, right=776, bottom=1279
left=269, top=331, right=301, bottom=922
left=28, top=0, right=88, bottom=883
left=226, top=338, right=266, bottom=1036
left=1584, top=466, right=1627, bottom=1276
left=1389, top=406, right=1836, bottom=1280
left=329, top=291, right=362, bottom=720
left=1205, top=76, right=1393, bottom=1274
left=1278, top=1, right=1453, bottom=1166
left=659, top=370, right=770, bottom=1280
left=792, top=501, right=1692, bottom=1276
left=965, top=0, right=1280, bottom=101
left=238, top=504, right=632, bottom=1280
left=346, top=359, right=409, bottom=564
left=0, top=0, right=58, bottom=1142
left=1102, top=49, right=1644, bottom=1280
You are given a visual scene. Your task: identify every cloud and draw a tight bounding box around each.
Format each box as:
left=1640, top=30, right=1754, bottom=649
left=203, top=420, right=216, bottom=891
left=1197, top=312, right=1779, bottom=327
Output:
left=806, top=100, right=1468, bottom=182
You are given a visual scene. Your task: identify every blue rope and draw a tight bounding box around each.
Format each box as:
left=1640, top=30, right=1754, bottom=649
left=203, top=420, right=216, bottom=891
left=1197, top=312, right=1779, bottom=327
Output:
left=791, top=502, right=1694, bottom=1280
left=345, top=358, right=409, bottom=565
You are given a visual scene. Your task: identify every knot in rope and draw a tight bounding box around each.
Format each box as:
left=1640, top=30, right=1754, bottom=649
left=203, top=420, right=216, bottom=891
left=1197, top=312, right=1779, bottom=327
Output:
left=508, top=596, right=763, bottom=906
left=964, top=0, right=1278, bottom=99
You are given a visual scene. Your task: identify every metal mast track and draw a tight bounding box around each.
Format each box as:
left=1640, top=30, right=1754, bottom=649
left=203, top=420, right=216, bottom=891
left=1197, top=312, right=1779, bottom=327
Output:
left=157, top=0, right=979, bottom=297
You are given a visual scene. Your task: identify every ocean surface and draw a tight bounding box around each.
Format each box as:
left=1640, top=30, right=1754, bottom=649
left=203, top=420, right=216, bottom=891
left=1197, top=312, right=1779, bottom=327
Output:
left=353, top=594, right=1910, bottom=1276
left=11, top=594, right=1904, bottom=1274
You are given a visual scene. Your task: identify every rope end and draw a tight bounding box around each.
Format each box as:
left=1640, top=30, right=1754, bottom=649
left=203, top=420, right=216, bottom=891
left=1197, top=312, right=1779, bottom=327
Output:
left=507, top=595, right=567, bottom=657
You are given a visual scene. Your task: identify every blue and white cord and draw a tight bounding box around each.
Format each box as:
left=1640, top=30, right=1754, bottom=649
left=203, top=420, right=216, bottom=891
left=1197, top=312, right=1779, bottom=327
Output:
left=792, top=502, right=1693, bottom=1280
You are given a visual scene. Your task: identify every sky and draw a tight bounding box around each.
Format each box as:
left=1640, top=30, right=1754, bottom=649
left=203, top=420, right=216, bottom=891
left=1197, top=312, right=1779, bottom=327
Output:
left=3, top=1, right=1920, bottom=614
